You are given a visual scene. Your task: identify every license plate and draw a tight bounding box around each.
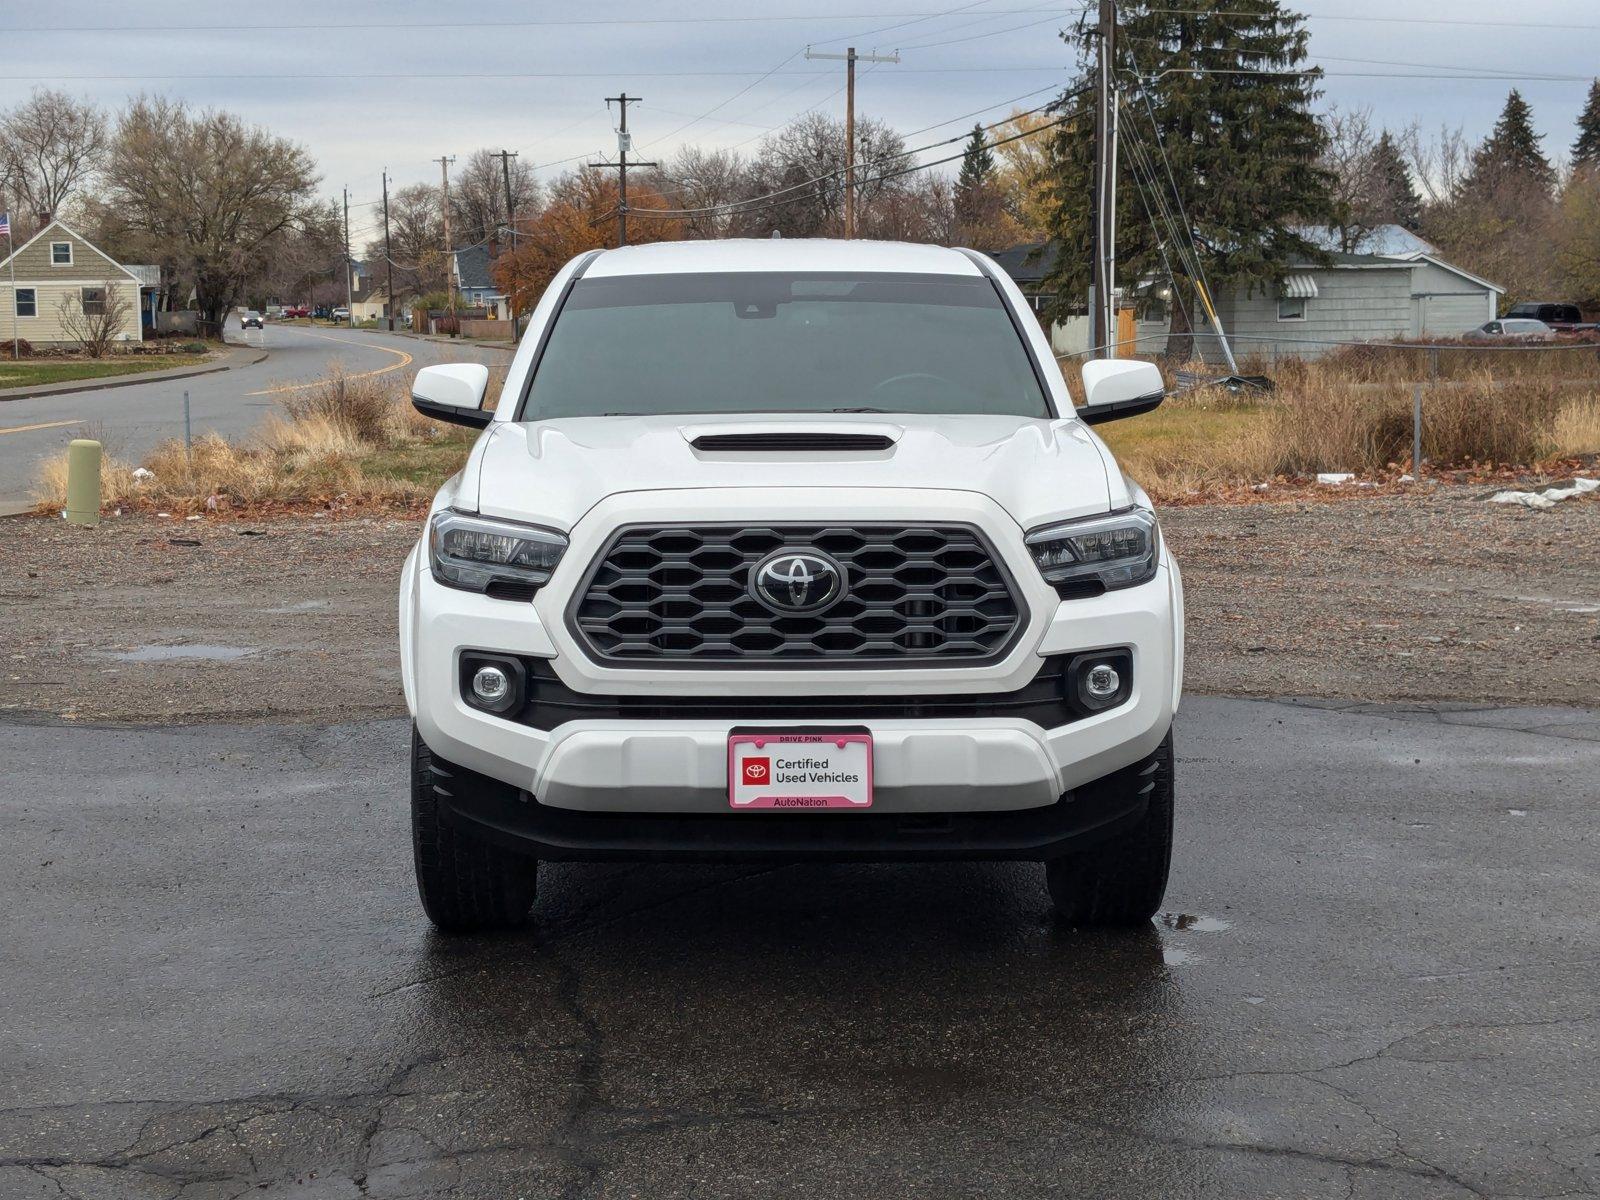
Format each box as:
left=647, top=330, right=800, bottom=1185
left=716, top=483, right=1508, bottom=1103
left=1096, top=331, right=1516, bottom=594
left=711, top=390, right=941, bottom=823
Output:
left=727, top=730, right=873, bottom=810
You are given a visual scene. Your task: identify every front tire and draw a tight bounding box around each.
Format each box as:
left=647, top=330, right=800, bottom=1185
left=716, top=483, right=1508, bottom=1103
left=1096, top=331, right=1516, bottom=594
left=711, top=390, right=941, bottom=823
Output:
left=411, top=726, right=537, bottom=933
left=1046, top=731, right=1174, bottom=927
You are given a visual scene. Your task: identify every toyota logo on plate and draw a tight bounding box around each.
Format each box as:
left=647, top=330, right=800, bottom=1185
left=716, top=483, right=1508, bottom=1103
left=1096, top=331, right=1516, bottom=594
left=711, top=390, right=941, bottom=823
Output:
left=749, top=549, right=847, bottom=615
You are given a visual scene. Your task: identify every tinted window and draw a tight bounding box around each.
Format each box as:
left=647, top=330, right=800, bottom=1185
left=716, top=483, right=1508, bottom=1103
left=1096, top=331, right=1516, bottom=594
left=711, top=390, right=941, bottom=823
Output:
left=522, top=271, right=1050, bottom=420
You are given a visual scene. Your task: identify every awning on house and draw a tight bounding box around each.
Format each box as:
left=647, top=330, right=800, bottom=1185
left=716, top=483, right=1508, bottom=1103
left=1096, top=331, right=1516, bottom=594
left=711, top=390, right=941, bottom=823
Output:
left=1281, top=275, right=1320, bottom=299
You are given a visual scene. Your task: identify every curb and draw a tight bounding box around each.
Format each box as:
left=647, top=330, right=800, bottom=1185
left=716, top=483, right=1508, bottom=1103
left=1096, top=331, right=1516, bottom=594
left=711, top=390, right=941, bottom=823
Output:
left=0, top=347, right=271, bottom=402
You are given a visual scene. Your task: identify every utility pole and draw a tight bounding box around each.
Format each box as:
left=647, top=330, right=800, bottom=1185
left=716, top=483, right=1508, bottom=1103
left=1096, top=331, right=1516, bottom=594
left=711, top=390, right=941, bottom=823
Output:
left=496, top=149, right=519, bottom=330
left=341, top=186, right=353, bottom=327
left=435, top=155, right=457, bottom=313
left=804, top=46, right=900, bottom=238
left=381, top=171, right=396, bottom=332
left=1090, top=0, right=1118, bottom=357
left=592, top=95, right=657, bottom=247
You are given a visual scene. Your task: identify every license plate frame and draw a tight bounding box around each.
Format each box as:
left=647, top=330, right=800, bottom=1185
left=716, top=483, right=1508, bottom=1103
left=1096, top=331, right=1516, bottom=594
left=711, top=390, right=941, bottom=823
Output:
left=727, top=727, right=873, bottom=810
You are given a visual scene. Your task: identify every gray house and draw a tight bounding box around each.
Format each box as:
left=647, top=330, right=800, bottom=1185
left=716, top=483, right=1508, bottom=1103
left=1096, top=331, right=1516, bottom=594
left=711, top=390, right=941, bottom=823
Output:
left=452, top=245, right=508, bottom=319
left=992, top=228, right=1504, bottom=361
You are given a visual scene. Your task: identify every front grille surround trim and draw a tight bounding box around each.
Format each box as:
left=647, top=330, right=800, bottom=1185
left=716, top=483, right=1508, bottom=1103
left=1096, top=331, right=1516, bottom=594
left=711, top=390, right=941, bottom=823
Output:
left=565, top=521, right=1029, bottom=670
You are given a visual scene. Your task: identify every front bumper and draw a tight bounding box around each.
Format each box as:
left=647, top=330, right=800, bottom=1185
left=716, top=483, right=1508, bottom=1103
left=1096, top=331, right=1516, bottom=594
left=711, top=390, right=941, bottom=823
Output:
left=439, top=754, right=1159, bottom=863
left=400, top=496, right=1182, bottom=817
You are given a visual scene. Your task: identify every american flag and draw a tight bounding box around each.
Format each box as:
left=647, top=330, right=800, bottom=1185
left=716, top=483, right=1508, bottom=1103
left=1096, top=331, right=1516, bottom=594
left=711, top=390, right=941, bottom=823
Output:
left=0, top=212, right=9, bottom=238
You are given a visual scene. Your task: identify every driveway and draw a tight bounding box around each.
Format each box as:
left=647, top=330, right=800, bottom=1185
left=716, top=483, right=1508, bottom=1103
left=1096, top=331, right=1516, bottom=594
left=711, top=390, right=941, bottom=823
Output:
left=0, top=322, right=510, bottom=509
left=2, top=698, right=1596, bottom=1198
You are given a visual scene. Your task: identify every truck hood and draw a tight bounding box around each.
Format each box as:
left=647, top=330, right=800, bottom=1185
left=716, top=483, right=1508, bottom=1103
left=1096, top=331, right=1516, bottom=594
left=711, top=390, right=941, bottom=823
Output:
left=471, top=412, right=1118, bottom=533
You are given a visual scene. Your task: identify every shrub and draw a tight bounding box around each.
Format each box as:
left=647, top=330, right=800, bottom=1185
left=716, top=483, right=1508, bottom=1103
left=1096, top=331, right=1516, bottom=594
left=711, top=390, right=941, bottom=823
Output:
left=276, top=368, right=399, bottom=445
left=0, top=338, right=34, bottom=360
left=180, top=341, right=208, bottom=354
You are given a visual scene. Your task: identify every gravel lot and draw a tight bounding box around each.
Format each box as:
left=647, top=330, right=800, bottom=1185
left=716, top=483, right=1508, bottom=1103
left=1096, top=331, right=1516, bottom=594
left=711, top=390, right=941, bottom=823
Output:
left=2, top=486, right=1596, bottom=723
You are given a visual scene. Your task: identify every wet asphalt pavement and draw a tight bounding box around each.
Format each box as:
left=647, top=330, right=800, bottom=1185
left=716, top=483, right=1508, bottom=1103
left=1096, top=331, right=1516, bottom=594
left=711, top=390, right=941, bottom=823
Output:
left=2, top=697, right=1598, bottom=1199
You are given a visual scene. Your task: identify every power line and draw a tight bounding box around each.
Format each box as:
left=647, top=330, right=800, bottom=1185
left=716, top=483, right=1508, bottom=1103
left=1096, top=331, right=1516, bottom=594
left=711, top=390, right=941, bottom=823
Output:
left=1145, top=6, right=1600, bottom=32
left=0, top=67, right=1077, bottom=81
left=6, top=6, right=1071, bottom=33
left=649, top=90, right=1089, bottom=219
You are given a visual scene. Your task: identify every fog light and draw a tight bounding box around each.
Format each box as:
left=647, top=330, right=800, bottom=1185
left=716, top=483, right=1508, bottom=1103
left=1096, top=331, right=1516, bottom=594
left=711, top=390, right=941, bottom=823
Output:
left=471, top=665, right=510, bottom=705
left=1085, top=663, right=1121, bottom=699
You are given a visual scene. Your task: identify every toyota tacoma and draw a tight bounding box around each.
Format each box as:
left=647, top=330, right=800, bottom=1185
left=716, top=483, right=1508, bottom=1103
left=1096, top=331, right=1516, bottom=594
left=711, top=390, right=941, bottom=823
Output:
left=399, top=240, right=1183, bottom=932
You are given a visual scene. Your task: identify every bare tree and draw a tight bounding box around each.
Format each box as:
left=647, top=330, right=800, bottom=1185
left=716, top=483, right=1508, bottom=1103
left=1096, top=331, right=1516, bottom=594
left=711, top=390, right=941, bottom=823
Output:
left=55, top=279, right=131, bottom=357
left=451, top=148, right=541, bottom=248
left=648, top=147, right=748, bottom=239
left=737, top=113, right=909, bottom=236
left=1397, top=121, right=1471, bottom=208
left=0, top=89, right=109, bottom=234
left=1320, top=105, right=1381, bottom=250
left=363, top=182, right=448, bottom=304
left=101, top=96, right=319, bottom=326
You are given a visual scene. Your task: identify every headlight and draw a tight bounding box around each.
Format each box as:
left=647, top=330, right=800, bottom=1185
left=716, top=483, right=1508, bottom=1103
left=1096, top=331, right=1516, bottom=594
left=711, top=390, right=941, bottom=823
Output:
left=1025, top=507, right=1160, bottom=592
left=428, top=509, right=567, bottom=595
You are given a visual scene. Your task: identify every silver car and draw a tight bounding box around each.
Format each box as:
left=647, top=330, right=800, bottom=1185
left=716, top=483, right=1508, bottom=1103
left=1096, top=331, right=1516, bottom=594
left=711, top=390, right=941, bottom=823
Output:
left=1466, top=318, right=1555, bottom=342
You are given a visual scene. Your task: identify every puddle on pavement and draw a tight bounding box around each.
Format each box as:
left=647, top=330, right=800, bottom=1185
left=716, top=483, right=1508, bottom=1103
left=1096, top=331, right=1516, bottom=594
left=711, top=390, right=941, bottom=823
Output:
left=96, top=644, right=259, bottom=663
left=1162, top=947, right=1199, bottom=966
left=1158, top=912, right=1232, bottom=933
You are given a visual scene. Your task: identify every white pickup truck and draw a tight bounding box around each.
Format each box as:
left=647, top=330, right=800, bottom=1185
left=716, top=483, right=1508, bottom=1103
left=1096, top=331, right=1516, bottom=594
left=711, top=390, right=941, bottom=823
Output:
left=399, top=239, right=1183, bottom=933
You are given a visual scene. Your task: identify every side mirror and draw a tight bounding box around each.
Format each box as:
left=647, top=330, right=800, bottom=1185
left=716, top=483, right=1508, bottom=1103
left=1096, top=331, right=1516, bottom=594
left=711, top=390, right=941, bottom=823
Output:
left=1078, top=359, right=1165, bottom=425
left=412, top=363, right=492, bottom=429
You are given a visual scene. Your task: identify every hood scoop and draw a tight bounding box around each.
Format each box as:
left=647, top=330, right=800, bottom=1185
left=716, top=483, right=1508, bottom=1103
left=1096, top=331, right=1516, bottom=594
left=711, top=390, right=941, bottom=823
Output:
left=690, top=430, right=897, bottom=453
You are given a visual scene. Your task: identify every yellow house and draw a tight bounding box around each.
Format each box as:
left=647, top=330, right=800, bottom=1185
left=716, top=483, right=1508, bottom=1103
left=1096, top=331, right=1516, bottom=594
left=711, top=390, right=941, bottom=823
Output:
left=0, top=219, right=149, bottom=348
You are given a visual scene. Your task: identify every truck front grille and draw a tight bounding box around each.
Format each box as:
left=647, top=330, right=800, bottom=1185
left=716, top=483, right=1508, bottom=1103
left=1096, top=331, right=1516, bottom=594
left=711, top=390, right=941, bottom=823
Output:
left=569, top=523, right=1025, bottom=666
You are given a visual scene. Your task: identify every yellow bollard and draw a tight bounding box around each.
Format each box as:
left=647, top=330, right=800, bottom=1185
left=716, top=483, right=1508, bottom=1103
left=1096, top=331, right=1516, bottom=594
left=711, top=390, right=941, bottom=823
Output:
left=64, top=438, right=102, bottom=527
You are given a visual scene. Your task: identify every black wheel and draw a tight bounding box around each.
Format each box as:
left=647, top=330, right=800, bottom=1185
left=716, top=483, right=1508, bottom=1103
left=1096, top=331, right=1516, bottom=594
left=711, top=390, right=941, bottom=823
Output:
left=1046, top=730, right=1173, bottom=928
left=411, top=725, right=537, bottom=933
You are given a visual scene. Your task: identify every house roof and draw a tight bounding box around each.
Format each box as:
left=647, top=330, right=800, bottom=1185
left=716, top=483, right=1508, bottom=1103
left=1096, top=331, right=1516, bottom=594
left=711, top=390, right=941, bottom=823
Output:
left=126, top=265, right=161, bottom=288
left=454, top=244, right=502, bottom=291
left=1298, top=223, right=1438, bottom=258
left=0, top=218, right=144, bottom=283
left=986, top=242, right=1061, bottom=286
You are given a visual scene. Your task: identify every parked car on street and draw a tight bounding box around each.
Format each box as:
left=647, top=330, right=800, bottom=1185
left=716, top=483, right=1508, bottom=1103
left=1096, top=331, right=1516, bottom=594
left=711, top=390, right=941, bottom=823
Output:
left=1504, top=302, right=1591, bottom=330
left=331, top=306, right=350, bottom=322
left=240, top=310, right=264, bottom=330
left=282, top=306, right=309, bottom=319
left=399, top=240, right=1183, bottom=934
left=1466, top=318, right=1556, bottom=342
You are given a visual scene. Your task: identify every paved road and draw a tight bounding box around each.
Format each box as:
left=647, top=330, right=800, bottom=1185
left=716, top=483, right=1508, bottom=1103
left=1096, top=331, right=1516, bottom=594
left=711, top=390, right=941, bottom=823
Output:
left=0, top=321, right=511, bottom=508
left=3, top=697, right=1596, bottom=1198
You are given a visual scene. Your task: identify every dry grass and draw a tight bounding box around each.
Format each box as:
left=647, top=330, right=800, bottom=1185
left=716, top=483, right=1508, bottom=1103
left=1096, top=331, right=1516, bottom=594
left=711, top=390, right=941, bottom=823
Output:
left=1096, top=358, right=1600, bottom=499
left=32, top=370, right=496, bottom=516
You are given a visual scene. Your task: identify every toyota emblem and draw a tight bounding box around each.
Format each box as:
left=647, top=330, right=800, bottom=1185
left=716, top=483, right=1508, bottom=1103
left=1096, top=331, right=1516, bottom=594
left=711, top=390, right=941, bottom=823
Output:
left=749, top=549, right=847, bottom=615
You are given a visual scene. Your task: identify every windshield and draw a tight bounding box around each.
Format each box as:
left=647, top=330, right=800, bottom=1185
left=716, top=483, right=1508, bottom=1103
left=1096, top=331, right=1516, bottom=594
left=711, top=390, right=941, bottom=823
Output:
left=520, top=271, right=1052, bottom=420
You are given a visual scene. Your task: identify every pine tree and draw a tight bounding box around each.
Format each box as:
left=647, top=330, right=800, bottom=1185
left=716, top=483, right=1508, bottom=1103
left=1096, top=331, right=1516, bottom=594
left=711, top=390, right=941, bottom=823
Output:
left=957, top=123, right=996, bottom=197
left=1468, top=89, right=1555, bottom=192
left=1039, top=0, right=1337, bottom=356
left=1573, top=80, right=1600, bottom=169
left=955, top=122, right=1011, bottom=245
left=1370, top=131, right=1421, bottom=231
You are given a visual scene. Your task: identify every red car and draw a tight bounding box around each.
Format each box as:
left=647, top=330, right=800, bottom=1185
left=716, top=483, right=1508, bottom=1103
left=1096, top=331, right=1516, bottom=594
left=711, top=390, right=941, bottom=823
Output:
left=282, top=306, right=309, bottom=319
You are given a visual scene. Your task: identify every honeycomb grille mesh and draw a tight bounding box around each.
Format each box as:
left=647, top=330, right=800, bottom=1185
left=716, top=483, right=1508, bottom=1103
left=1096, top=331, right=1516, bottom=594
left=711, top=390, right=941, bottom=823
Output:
left=571, top=524, right=1024, bottom=665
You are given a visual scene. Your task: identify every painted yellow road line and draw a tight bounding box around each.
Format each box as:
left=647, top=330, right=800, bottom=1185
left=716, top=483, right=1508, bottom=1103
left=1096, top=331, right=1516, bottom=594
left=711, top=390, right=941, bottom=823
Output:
left=245, top=330, right=414, bottom=396
left=0, top=418, right=81, bottom=436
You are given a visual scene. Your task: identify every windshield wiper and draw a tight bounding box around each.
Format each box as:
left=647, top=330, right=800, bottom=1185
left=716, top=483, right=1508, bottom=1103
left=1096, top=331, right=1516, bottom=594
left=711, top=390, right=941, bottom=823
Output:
left=829, top=406, right=892, bottom=413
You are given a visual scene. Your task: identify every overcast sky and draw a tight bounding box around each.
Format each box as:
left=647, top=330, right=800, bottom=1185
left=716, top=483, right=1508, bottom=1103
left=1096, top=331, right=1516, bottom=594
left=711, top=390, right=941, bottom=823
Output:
left=3, top=1, right=1596, bottom=245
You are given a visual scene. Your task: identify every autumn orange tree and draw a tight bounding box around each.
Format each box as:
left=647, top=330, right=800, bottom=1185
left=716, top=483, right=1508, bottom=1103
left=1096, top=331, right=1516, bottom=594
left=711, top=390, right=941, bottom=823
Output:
left=493, top=167, right=676, bottom=311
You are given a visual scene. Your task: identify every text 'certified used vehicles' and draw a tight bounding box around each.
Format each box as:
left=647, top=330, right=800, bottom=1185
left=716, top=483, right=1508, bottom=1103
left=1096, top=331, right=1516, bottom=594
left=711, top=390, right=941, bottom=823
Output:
left=399, top=240, right=1184, bottom=933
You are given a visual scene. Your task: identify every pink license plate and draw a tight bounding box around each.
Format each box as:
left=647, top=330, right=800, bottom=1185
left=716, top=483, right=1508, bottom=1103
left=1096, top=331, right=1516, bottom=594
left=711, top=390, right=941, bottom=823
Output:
left=727, top=731, right=873, bottom=810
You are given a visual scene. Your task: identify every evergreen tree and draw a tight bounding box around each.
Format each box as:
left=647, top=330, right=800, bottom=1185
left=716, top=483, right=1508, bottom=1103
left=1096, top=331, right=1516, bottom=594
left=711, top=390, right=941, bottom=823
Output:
left=1573, top=79, right=1600, bottom=169
left=956, top=123, right=996, bottom=198
left=954, top=122, right=1008, bottom=245
left=1039, top=0, right=1337, bottom=356
left=1468, top=89, right=1555, bottom=192
left=1369, top=131, right=1421, bottom=231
